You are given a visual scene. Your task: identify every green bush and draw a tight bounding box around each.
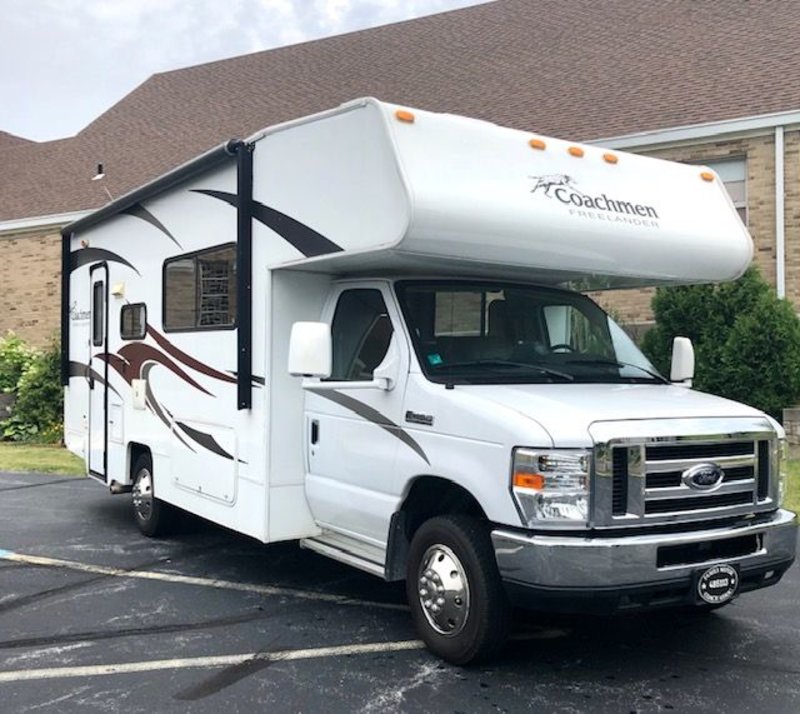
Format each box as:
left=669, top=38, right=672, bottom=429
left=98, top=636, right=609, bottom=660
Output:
left=0, top=338, right=63, bottom=443
left=642, top=267, right=800, bottom=420
left=0, top=332, right=34, bottom=393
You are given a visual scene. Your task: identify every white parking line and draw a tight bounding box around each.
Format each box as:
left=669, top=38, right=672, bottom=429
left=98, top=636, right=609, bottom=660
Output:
left=0, top=640, right=426, bottom=683
left=0, top=549, right=407, bottom=612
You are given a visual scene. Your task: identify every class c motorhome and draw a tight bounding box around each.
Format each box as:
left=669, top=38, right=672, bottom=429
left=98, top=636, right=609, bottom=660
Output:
left=62, top=98, right=797, bottom=664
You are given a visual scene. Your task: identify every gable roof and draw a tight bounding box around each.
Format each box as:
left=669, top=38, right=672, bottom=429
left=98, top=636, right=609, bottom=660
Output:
left=3, top=0, right=800, bottom=222
left=0, top=131, right=33, bottom=149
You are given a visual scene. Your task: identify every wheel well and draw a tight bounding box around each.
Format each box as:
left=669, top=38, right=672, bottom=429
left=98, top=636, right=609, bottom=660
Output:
left=128, top=442, right=151, bottom=481
left=385, top=476, right=488, bottom=581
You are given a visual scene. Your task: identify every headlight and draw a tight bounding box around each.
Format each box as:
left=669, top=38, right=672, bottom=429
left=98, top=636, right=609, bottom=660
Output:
left=511, top=448, right=590, bottom=527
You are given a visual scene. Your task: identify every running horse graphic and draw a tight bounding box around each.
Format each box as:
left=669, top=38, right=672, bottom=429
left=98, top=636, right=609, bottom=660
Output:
left=529, top=174, right=581, bottom=197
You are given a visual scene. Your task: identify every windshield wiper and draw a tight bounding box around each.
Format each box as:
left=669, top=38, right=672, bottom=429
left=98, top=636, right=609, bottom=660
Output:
left=566, top=358, right=669, bottom=384
left=433, top=359, right=574, bottom=382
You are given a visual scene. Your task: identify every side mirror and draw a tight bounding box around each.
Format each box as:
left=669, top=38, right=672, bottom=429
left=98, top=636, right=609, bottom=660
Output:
left=288, top=321, right=331, bottom=378
left=670, top=336, right=695, bottom=386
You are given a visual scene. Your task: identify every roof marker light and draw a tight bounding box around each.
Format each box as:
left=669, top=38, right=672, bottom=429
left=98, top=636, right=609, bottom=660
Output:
left=603, top=152, right=619, bottom=164
left=529, top=138, right=547, bottom=150
left=395, top=109, right=415, bottom=123
left=568, top=146, right=584, bottom=158
left=700, top=171, right=715, bottom=182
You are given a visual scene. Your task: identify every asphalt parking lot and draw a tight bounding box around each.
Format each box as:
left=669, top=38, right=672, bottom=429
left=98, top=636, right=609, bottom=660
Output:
left=1, top=471, right=799, bottom=713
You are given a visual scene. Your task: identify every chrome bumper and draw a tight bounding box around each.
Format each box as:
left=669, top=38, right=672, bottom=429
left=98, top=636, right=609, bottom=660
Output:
left=492, top=509, right=797, bottom=595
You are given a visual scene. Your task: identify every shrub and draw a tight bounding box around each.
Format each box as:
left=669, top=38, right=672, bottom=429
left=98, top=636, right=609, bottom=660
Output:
left=0, top=332, right=34, bottom=393
left=642, top=267, right=800, bottom=420
left=1, top=338, right=63, bottom=443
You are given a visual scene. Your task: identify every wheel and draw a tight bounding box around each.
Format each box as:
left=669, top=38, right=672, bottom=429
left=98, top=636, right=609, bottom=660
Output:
left=131, top=453, right=177, bottom=537
left=406, top=515, right=510, bottom=665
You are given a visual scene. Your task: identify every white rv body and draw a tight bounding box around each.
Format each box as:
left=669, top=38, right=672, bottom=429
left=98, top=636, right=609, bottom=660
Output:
left=62, top=99, right=795, bottom=663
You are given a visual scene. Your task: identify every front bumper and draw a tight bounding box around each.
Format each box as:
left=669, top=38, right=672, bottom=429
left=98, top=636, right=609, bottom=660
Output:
left=492, top=509, right=797, bottom=613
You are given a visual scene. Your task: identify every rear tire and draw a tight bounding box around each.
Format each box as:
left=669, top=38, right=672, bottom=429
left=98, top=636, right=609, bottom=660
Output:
left=131, top=453, right=177, bottom=537
left=406, top=515, right=510, bottom=665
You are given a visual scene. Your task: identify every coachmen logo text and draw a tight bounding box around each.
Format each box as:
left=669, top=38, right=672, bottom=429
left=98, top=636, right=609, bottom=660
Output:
left=529, top=174, right=660, bottom=228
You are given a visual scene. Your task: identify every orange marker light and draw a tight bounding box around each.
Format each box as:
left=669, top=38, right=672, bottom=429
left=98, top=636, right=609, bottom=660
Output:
left=568, top=146, right=585, bottom=158
left=395, top=109, right=415, bottom=123
left=513, top=472, right=545, bottom=490
left=700, top=171, right=715, bottom=182
left=529, top=138, right=547, bottom=150
left=603, top=152, right=619, bottom=164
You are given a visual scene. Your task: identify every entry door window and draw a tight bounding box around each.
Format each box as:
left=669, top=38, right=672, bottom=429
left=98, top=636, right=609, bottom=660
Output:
left=329, top=290, right=393, bottom=381
left=92, top=280, right=105, bottom=346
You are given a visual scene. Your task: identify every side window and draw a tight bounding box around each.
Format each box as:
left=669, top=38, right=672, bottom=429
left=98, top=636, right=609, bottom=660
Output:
left=163, top=244, right=236, bottom=331
left=121, top=303, right=147, bottom=340
left=92, top=281, right=105, bottom=347
left=329, top=289, right=393, bottom=381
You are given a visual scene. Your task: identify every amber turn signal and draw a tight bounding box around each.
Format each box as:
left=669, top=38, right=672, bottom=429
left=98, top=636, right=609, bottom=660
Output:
left=513, top=472, right=545, bottom=490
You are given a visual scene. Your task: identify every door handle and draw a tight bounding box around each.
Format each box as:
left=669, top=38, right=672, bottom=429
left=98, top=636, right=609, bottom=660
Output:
left=311, top=420, right=319, bottom=445
left=88, top=373, right=95, bottom=389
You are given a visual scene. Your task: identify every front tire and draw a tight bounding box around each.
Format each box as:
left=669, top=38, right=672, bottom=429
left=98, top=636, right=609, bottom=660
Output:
left=406, top=515, right=510, bottom=665
left=131, top=453, right=177, bottom=537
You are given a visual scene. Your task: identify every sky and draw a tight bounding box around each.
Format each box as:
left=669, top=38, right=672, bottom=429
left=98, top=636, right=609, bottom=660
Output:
left=1, top=0, right=490, bottom=142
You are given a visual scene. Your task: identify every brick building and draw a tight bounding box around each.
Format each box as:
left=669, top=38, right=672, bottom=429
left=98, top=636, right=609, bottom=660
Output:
left=2, top=0, right=799, bottom=345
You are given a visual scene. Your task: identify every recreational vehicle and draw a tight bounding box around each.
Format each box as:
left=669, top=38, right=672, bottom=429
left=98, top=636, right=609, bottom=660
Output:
left=62, top=99, right=797, bottom=664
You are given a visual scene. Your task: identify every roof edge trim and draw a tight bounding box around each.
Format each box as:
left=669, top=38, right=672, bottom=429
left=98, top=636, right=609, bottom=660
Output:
left=0, top=210, right=90, bottom=237
left=63, top=138, right=243, bottom=236
left=592, top=109, right=800, bottom=150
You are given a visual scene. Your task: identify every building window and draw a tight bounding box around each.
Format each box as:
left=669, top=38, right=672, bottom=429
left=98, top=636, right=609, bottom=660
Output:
left=706, top=158, right=747, bottom=225
left=163, top=244, right=237, bottom=331
left=121, top=303, right=147, bottom=340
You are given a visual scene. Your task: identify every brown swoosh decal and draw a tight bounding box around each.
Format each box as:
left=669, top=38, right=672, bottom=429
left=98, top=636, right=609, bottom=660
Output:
left=68, top=360, right=121, bottom=397
left=70, top=247, right=140, bottom=275
left=115, top=343, right=212, bottom=396
left=122, top=204, right=181, bottom=248
left=146, top=326, right=237, bottom=384
left=308, top=389, right=430, bottom=465
left=140, top=364, right=195, bottom=453
left=175, top=421, right=235, bottom=461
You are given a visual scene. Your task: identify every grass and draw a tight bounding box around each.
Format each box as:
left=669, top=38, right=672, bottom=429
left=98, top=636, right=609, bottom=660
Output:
left=784, top=459, right=800, bottom=515
left=0, top=443, right=84, bottom=475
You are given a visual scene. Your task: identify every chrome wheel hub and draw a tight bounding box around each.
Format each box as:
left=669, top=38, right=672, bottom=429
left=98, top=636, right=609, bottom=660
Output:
left=417, top=544, right=470, bottom=636
left=132, top=468, right=154, bottom=522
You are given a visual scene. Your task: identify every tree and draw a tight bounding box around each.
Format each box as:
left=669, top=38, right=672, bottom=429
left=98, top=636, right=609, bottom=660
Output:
left=642, top=267, right=800, bottom=420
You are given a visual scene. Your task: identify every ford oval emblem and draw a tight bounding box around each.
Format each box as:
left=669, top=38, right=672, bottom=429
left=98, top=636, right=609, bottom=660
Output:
left=682, top=463, right=725, bottom=491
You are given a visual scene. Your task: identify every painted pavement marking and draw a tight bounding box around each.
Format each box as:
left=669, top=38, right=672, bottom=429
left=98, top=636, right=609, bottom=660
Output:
left=0, top=549, right=407, bottom=612
left=0, top=640, right=426, bottom=684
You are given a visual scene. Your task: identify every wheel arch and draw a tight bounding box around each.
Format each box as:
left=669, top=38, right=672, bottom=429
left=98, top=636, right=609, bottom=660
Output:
left=127, top=441, right=152, bottom=481
left=384, top=475, right=488, bottom=581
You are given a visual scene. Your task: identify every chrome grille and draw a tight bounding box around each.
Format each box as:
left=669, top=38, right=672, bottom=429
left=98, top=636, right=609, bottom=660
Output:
left=590, top=418, right=779, bottom=529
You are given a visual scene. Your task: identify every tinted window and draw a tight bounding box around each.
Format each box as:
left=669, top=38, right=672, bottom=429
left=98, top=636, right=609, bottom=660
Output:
left=329, top=289, right=393, bottom=381
left=92, top=281, right=104, bottom=347
left=121, top=303, right=147, bottom=340
left=164, top=244, right=236, bottom=331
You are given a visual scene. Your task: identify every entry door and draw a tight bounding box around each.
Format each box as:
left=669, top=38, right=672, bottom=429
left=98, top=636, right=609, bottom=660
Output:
left=88, top=265, right=108, bottom=480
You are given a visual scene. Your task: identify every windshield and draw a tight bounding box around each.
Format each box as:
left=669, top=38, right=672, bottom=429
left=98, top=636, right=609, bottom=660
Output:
left=395, top=281, right=664, bottom=385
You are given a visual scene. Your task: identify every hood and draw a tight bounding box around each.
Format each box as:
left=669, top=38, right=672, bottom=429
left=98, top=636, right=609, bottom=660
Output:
left=455, top=383, right=770, bottom=447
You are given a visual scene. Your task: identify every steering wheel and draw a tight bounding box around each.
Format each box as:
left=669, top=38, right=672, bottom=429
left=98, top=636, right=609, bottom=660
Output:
left=549, top=343, right=575, bottom=353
